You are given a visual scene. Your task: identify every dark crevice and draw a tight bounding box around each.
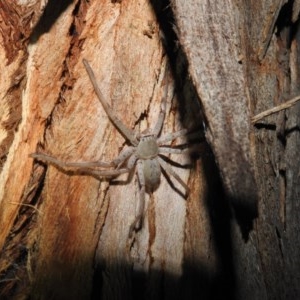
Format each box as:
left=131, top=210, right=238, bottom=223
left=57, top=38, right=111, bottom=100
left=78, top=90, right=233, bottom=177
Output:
left=150, top=1, right=236, bottom=299
left=30, top=0, right=74, bottom=43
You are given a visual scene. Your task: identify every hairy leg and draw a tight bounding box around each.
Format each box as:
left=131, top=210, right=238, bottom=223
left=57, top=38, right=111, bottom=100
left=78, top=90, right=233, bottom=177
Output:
left=83, top=59, right=138, bottom=146
left=157, top=129, right=188, bottom=145
left=129, top=159, right=145, bottom=237
left=152, top=61, right=169, bottom=137
left=30, top=152, right=129, bottom=177
left=158, top=147, right=190, bottom=155
left=157, top=156, right=190, bottom=196
left=110, top=147, right=135, bottom=168
left=158, top=129, right=204, bottom=145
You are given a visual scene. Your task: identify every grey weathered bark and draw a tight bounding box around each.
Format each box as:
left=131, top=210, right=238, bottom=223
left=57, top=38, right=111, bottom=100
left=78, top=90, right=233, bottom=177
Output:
left=171, top=0, right=300, bottom=299
left=0, top=0, right=299, bottom=299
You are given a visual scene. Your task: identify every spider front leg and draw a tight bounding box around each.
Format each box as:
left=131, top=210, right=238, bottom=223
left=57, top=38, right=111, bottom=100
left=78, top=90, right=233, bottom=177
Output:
left=30, top=152, right=129, bottom=178
left=83, top=59, right=138, bottom=146
left=152, top=66, right=168, bottom=137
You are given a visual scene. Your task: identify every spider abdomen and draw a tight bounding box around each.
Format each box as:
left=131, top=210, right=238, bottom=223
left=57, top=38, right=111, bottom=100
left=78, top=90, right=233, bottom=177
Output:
left=143, top=158, right=161, bottom=190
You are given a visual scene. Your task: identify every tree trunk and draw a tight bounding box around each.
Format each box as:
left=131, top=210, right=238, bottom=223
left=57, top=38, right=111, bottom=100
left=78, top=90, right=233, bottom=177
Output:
left=0, top=0, right=299, bottom=300
left=171, top=0, right=300, bottom=299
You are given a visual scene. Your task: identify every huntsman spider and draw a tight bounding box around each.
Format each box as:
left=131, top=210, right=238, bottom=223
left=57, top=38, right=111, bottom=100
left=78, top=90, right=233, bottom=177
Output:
left=31, top=59, right=200, bottom=235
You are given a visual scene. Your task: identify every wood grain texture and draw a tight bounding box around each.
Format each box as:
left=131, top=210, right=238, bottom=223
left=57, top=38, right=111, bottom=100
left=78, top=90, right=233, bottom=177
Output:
left=171, top=0, right=258, bottom=211
left=172, top=0, right=300, bottom=299
left=1, top=0, right=300, bottom=299
left=0, top=0, right=213, bottom=298
left=0, top=0, right=50, bottom=246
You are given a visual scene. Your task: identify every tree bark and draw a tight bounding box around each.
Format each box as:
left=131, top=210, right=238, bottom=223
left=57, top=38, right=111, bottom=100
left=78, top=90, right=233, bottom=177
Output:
left=171, top=0, right=300, bottom=299
left=0, top=0, right=299, bottom=300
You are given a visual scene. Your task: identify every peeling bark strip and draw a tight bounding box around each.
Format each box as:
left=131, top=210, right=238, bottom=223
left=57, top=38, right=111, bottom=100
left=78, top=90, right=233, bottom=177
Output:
left=0, top=1, right=47, bottom=64
left=171, top=1, right=257, bottom=209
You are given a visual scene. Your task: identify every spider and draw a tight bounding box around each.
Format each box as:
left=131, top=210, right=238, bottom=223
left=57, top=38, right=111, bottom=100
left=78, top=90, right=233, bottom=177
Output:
left=31, top=59, right=199, bottom=235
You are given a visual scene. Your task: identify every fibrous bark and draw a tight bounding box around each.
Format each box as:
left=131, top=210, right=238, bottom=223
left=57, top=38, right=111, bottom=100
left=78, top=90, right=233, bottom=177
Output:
left=1, top=0, right=300, bottom=299
left=0, top=1, right=214, bottom=299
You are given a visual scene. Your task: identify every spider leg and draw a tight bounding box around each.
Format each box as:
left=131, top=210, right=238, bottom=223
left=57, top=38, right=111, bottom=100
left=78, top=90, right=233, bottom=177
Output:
left=158, top=129, right=204, bottom=145
left=158, top=147, right=190, bottom=155
left=75, top=168, right=129, bottom=178
left=110, top=147, right=135, bottom=168
left=83, top=59, right=138, bottom=146
left=157, top=129, right=188, bottom=145
left=159, top=142, right=206, bottom=157
left=31, top=152, right=112, bottom=168
left=129, top=159, right=145, bottom=237
left=127, top=153, right=138, bottom=169
left=30, top=153, right=129, bottom=177
left=152, top=62, right=168, bottom=136
left=157, top=156, right=190, bottom=196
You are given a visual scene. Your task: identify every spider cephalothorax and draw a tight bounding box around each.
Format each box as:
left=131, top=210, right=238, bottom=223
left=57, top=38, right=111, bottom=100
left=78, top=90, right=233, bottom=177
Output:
left=137, top=135, right=159, bottom=159
left=31, top=59, right=196, bottom=236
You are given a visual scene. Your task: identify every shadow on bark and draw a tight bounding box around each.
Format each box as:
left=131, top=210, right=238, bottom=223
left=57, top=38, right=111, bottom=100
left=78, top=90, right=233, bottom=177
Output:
left=148, top=1, right=259, bottom=299
left=0, top=0, right=262, bottom=298
left=30, top=0, right=74, bottom=43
